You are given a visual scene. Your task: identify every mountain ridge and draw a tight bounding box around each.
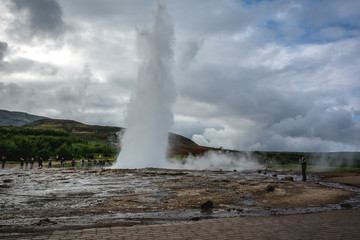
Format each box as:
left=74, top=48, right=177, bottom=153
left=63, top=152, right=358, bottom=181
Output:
left=0, top=109, right=48, bottom=126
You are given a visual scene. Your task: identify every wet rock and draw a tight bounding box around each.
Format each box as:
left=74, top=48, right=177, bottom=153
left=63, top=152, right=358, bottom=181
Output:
left=270, top=210, right=278, bottom=215
left=257, top=170, right=262, bottom=174
left=157, top=172, right=187, bottom=176
left=283, top=176, right=294, bottom=181
left=340, top=203, right=352, bottom=209
left=32, top=218, right=57, bottom=226
left=0, top=184, right=11, bottom=188
left=190, top=217, right=200, bottom=221
left=272, top=174, right=278, bottom=177
left=3, top=179, right=13, bottom=183
left=266, top=185, right=275, bottom=192
left=201, top=200, right=213, bottom=211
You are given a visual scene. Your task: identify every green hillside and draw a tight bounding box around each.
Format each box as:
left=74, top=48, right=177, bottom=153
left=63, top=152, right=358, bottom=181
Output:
left=25, top=119, right=121, bottom=144
left=0, top=109, right=47, bottom=126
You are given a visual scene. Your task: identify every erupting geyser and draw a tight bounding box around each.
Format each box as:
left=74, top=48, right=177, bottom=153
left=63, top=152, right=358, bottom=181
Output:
left=113, top=2, right=175, bottom=169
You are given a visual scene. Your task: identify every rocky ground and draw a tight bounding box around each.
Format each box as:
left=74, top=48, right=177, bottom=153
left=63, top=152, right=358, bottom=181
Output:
left=0, top=167, right=359, bottom=236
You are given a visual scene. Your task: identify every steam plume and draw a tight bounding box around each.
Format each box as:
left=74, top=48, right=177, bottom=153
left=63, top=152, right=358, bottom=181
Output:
left=113, top=2, right=175, bottom=169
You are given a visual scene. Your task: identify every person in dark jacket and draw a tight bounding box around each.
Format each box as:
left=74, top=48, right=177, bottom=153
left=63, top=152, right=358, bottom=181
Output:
left=1, top=156, right=6, bottom=169
left=299, top=157, right=307, bottom=181
left=25, top=158, right=29, bottom=169
left=48, top=157, right=52, bottom=168
left=30, top=157, right=34, bottom=169
left=38, top=157, right=43, bottom=169
left=20, top=157, right=24, bottom=169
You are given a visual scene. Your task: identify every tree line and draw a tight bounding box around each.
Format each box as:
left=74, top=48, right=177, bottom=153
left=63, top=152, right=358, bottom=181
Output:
left=0, top=127, right=117, bottom=161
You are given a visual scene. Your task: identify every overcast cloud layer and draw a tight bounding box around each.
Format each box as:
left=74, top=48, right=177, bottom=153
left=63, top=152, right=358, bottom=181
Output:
left=1, top=0, right=359, bottom=152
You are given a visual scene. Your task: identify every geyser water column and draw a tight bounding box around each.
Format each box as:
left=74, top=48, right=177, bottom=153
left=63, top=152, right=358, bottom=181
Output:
left=113, top=2, right=175, bottom=169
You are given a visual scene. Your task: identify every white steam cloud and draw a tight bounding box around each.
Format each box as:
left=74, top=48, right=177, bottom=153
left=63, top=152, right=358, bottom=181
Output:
left=167, top=151, right=260, bottom=171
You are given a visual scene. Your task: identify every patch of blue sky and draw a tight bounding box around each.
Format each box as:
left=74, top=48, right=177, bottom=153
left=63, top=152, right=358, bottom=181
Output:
left=256, top=20, right=359, bottom=46
left=261, top=19, right=278, bottom=30
left=236, top=0, right=275, bottom=7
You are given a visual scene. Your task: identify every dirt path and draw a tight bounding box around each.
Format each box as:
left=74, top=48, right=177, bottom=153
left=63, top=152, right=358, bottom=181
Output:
left=313, top=171, right=360, bottom=188
left=3, top=209, right=359, bottom=240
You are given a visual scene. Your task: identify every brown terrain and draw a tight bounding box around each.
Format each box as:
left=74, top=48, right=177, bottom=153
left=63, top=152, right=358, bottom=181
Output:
left=0, top=166, right=359, bottom=239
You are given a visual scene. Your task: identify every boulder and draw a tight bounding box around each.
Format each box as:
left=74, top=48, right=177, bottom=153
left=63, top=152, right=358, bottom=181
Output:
left=201, top=200, right=213, bottom=211
left=266, top=185, right=275, bottom=192
left=32, top=218, right=57, bottom=226
left=340, top=203, right=352, bottom=209
left=283, top=176, right=294, bottom=181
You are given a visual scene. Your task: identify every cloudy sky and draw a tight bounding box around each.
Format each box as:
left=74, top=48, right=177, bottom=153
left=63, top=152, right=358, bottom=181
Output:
left=1, top=0, right=359, bottom=152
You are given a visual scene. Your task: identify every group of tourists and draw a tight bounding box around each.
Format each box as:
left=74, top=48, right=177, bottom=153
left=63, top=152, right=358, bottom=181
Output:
left=80, top=156, right=112, bottom=168
left=18, top=157, right=37, bottom=169
left=1, top=154, right=112, bottom=169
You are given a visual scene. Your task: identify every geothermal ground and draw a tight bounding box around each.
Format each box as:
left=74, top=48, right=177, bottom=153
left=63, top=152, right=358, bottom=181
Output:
left=0, top=167, right=359, bottom=238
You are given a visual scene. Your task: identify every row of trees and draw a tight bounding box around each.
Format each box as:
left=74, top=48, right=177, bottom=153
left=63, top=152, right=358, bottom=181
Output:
left=0, top=127, right=117, bottom=161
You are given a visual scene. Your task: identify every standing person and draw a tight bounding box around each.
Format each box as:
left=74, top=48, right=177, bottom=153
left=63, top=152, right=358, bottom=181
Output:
left=25, top=157, right=29, bottom=169
left=87, top=158, right=92, bottom=168
left=299, top=157, right=307, bottom=181
left=20, top=157, right=24, bottom=169
left=99, top=154, right=102, bottom=167
left=30, top=157, right=34, bottom=169
left=71, top=158, right=76, bottom=167
left=1, top=156, right=6, bottom=169
left=48, top=157, right=52, bottom=168
left=38, top=157, right=43, bottom=169
left=81, top=158, right=85, bottom=168
left=93, top=159, right=97, bottom=168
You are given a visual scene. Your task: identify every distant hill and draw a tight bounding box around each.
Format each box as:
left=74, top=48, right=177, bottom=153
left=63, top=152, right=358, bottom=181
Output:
left=0, top=109, right=47, bottom=126
left=25, top=119, right=121, bottom=144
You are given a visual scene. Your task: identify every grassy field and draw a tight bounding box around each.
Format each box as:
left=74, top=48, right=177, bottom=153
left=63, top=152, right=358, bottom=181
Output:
left=267, top=163, right=360, bottom=173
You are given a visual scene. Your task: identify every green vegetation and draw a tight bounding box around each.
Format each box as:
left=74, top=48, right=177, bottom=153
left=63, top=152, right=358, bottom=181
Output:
left=0, top=127, right=117, bottom=161
left=266, top=163, right=360, bottom=173
left=253, top=151, right=360, bottom=168
left=25, top=119, right=121, bottom=143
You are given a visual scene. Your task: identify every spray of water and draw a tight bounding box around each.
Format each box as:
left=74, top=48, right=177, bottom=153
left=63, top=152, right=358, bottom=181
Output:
left=113, top=2, right=175, bottom=169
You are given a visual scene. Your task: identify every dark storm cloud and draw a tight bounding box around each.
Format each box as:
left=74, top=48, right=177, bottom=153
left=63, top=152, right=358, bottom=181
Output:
left=0, top=41, right=8, bottom=71
left=3, top=58, right=58, bottom=76
left=9, top=0, right=65, bottom=40
left=271, top=107, right=360, bottom=145
left=0, top=41, right=8, bottom=62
